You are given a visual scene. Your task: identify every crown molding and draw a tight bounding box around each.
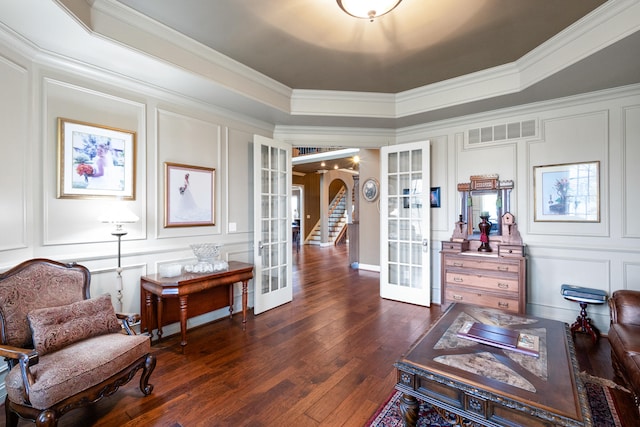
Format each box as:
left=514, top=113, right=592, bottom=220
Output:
left=288, top=1, right=640, bottom=121
left=397, top=83, right=640, bottom=139
left=395, top=0, right=640, bottom=120
left=274, top=125, right=395, bottom=146
left=290, top=90, right=395, bottom=118
left=74, top=0, right=293, bottom=111
left=517, top=0, right=640, bottom=89
left=395, top=63, right=521, bottom=118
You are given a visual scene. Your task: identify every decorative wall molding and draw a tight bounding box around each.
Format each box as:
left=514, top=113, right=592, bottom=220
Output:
left=623, top=261, right=640, bottom=292
left=528, top=253, right=611, bottom=332
left=41, top=77, right=147, bottom=246
left=622, top=105, right=640, bottom=238
left=0, top=52, right=28, bottom=253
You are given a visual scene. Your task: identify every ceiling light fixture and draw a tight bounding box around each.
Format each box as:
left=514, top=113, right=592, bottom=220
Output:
left=337, top=0, right=402, bottom=22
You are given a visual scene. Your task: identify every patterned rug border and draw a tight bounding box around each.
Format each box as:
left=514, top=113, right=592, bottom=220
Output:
left=365, top=389, right=400, bottom=427
left=366, top=376, right=631, bottom=427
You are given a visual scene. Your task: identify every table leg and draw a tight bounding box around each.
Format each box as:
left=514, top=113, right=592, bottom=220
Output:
left=242, top=279, right=248, bottom=331
left=156, top=295, right=164, bottom=342
left=228, top=283, right=234, bottom=319
left=179, top=295, right=188, bottom=353
left=144, top=289, right=153, bottom=339
left=570, top=302, right=600, bottom=343
left=398, top=393, right=419, bottom=427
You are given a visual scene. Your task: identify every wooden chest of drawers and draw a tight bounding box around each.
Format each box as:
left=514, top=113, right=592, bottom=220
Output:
left=441, top=245, right=526, bottom=314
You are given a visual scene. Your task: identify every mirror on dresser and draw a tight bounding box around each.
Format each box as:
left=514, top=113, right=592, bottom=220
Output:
left=442, top=174, right=526, bottom=314
left=458, top=174, right=514, bottom=239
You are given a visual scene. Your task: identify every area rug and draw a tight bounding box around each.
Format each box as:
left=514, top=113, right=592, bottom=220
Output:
left=365, top=374, right=631, bottom=427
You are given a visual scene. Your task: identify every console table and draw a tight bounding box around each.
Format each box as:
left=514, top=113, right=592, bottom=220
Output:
left=140, top=261, right=254, bottom=352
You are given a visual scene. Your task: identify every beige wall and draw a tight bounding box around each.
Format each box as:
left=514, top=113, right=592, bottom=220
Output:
left=358, top=149, right=381, bottom=268
left=300, top=173, right=320, bottom=240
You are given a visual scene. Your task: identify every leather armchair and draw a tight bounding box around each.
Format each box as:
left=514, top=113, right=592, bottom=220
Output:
left=0, top=258, right=156, bottom=426
left=608, top=289, right=640, bottom=406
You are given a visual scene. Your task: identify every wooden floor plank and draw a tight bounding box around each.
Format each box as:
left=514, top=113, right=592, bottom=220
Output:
left=0, top=244, right=634, bottom=426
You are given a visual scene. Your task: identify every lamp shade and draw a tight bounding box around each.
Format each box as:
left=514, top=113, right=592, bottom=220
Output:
left=98, top=205, right=139, bottom=224
left=337, top=0, right=402, bottom=21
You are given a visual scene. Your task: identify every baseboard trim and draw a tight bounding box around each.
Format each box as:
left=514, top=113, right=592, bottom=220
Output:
left=357, top=263, right=380, bottom=272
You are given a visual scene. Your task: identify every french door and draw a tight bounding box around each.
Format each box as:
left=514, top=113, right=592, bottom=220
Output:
left=380, top=141, right=431, bottom=306
left=252, top=135, right=293, bottom=315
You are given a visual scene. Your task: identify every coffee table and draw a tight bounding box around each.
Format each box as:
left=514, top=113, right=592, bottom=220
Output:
left=394, top=303, right=592, bottom=427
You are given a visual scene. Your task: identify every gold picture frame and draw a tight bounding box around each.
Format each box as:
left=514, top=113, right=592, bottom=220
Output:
left=164, top=162, right=215, bottom=227
left=57, top=118, right=136, bottom=199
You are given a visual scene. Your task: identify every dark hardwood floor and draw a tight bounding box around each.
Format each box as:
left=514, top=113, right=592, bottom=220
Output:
left=1, top=244, right=635, bottom=426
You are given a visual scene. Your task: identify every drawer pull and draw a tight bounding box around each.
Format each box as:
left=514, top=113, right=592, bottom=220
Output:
left=453, top=277, right=464, bottom=283
left=453, top=295, right=463, bottom=301
left=497, top=266, right=509, bottom=271
left=497, top=283, right=509, bottom=289
left=508, top=249, right=513, bottom=253
left=453, top=262, right=464, bottom=267
left=498, top=301, right=509, bottom=308
left=448, top=245, right=455, bottom=249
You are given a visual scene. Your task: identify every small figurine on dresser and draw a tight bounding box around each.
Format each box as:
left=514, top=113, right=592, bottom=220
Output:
left=501, top=212, right=522, bottom=245
left=452, top=214, right=467, bottom=242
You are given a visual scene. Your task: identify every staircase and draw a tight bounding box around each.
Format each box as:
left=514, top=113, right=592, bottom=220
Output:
left=306, top=187, right=348, bottom=246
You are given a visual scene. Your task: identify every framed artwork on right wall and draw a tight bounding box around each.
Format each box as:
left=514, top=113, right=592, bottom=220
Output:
left=533, top=161, right=599, bottom=222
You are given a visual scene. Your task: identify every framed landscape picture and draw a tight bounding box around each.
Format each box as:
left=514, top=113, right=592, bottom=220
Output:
left=165, top=162, right=215, bottom=227
left=57, top=118, right=136, bottom=199
left=533, top=161, right=599, bottom=222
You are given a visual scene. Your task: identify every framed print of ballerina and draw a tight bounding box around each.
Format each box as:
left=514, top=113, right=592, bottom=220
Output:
left=57, top=118, right=136, bottom=199
left=164, top=162, right=215, bottom=227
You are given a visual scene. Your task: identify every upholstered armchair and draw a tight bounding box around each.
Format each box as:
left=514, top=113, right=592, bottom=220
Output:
left=0, top=258, right=156, bottom=427
left=608, top=289, right=640, bottom=406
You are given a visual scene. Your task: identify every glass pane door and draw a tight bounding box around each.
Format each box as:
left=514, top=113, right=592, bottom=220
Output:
left=253, top=135, right=292, bottom=315
left=380, top=141, right=431, bottom=306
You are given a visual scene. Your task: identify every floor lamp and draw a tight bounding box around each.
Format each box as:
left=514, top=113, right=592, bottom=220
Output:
left=99, top=205, right=139, bottom=312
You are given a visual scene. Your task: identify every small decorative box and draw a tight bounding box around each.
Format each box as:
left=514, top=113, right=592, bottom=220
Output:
left=158, top=263, right=182, bottom=278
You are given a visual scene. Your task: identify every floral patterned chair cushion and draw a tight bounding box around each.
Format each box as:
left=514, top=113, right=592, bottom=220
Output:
left=27, top=293, right=122, bottom=355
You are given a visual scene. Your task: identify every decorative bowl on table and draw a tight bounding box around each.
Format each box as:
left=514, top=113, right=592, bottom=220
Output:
left=184, top=243, right=228, bottom=273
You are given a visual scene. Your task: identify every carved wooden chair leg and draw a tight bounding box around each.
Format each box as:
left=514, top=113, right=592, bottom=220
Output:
left=140, top=354, right=156, bottom=395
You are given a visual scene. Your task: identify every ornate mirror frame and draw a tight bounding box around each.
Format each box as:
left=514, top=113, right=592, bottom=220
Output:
left=458, top=175, right=514, bottom=240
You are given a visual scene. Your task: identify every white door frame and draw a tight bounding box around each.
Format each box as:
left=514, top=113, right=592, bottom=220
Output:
left=252, top=135, right=293, bottom=315
left=380, top=141, right=431, bottom=306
